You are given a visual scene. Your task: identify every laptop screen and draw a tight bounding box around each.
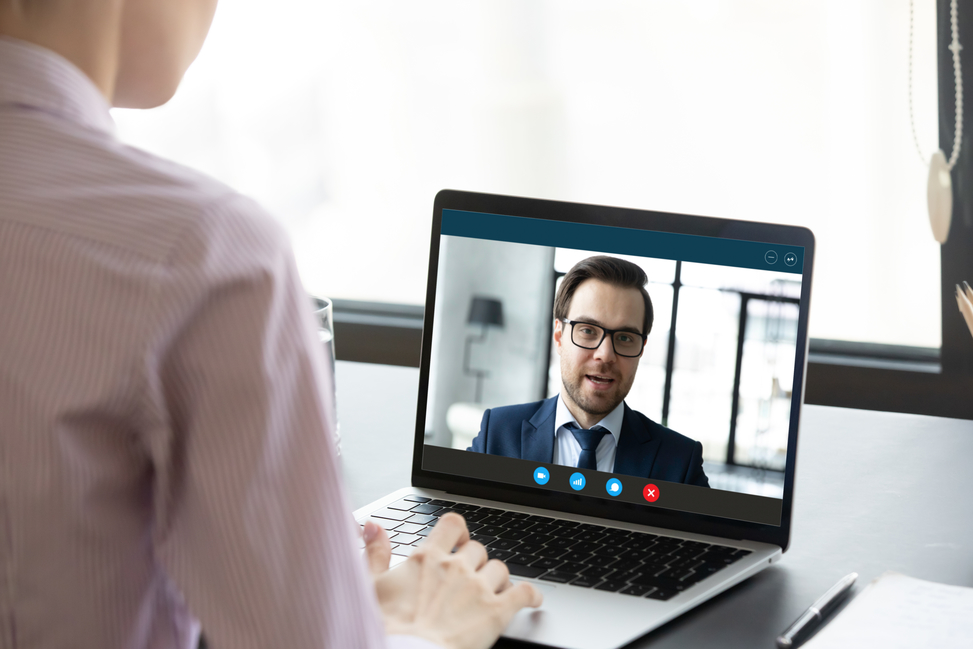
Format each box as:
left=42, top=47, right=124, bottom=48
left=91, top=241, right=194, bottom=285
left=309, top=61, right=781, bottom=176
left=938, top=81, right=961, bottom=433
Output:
left=416, top=194, right=812, bottom=534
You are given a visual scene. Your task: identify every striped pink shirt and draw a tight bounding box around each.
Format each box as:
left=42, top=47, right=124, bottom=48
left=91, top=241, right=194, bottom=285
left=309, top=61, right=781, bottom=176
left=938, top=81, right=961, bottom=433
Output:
left=0, top=36, right=432, bottom=649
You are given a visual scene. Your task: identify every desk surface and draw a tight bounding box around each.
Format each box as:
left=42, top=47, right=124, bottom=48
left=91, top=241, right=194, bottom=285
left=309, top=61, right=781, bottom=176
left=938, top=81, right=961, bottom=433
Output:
left=336, top=361, right=973, bottom=648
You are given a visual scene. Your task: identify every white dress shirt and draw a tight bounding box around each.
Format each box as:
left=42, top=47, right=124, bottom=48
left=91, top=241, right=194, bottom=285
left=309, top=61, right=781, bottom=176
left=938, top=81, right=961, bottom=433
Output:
left=0, top=36, right=436, bottom=649
left=552, top=394, right=625, bottom=473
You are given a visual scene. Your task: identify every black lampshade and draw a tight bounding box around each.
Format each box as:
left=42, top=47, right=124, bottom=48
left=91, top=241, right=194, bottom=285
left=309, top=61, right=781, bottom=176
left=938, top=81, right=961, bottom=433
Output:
left=467, top=297, right=504, bottom=327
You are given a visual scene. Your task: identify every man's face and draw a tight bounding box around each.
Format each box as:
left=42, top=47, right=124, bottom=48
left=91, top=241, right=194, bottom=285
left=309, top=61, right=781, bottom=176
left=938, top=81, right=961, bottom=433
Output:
left=554, top=278, right=645, bottom=425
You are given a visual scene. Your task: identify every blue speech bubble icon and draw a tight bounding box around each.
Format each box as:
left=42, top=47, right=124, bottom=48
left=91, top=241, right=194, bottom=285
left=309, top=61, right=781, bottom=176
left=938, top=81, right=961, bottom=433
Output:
left=606, top=478, right=623, bottom=496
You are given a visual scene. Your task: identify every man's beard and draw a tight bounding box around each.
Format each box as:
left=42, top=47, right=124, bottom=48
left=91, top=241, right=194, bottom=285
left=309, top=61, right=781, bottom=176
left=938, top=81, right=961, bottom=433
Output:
left=561, top=365, right=627, bottom=417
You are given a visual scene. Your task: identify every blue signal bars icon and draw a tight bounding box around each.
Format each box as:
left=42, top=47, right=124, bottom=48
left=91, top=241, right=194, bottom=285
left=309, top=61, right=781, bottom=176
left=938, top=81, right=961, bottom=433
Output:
left=569, top=472, right=586, bottom=491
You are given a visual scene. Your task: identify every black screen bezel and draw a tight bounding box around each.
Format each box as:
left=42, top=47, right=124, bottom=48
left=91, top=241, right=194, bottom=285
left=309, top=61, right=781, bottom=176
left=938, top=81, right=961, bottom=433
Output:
left=410, top=189, right=814, bottom=551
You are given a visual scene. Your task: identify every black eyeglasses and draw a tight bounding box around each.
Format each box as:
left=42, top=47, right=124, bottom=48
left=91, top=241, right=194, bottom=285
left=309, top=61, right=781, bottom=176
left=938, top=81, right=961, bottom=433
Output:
left=560, top=320, right=646, bottom=357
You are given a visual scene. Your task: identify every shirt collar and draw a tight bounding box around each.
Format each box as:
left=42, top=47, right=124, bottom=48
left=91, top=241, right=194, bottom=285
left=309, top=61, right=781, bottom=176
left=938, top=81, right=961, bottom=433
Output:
left=0, top=36, right=115, bottom=135
left=554, top=393, right=625, bottom=446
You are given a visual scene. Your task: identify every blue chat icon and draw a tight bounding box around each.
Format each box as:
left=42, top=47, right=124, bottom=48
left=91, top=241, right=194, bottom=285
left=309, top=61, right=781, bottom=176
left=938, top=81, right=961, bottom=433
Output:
left=533, top=467, right=550, bottom=485
left=569, top=472, right=586, bottom=491
left=606, top=478, right=623, bottom=496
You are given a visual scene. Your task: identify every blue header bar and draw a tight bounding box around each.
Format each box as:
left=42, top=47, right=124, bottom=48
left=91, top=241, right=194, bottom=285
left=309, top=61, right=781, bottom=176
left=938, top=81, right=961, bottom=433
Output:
left=442, top=209, right=805, bottom=275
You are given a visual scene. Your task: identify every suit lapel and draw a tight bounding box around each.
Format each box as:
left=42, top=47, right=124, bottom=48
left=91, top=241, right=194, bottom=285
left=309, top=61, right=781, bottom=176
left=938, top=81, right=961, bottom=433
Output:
left=522, top=396, right=557, bottom=463
left=613, top=404, right=662, bottom=478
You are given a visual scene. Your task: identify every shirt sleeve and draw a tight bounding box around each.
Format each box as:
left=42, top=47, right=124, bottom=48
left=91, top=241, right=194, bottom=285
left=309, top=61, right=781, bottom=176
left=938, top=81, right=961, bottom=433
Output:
left=139, top=193, right=389, bottom=648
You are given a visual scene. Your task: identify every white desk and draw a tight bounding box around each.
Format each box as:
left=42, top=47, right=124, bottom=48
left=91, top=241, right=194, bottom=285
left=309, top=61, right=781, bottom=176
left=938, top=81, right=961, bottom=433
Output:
left=336, top=361, right=973, bottom=648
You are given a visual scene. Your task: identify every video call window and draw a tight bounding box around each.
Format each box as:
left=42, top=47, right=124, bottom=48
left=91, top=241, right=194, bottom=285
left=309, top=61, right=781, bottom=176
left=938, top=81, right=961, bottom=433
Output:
left=424, top=232, right=803, bottom=504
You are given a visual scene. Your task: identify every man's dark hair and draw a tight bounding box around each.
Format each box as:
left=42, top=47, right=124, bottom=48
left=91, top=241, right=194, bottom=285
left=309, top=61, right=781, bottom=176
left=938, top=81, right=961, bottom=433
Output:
left=554, top=256, right=654, bottom=335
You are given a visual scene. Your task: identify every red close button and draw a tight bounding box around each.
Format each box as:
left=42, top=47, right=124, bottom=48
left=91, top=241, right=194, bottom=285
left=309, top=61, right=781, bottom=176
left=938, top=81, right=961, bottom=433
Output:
left=642, top=483, right=660, bottom=502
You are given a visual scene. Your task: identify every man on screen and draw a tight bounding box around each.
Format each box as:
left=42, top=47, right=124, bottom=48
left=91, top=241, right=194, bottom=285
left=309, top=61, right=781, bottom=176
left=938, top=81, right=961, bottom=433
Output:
left=468, top=255, right=709, bottom=487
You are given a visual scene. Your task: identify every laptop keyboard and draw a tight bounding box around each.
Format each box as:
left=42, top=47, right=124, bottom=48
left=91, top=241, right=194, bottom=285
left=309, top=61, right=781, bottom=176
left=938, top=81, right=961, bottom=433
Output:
left=362, top=495, right=752, bottom=601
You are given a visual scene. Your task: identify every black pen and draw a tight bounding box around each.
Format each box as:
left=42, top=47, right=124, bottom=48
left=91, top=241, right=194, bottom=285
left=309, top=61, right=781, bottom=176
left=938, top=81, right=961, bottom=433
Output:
left=776, top=572, right=858, bottom=649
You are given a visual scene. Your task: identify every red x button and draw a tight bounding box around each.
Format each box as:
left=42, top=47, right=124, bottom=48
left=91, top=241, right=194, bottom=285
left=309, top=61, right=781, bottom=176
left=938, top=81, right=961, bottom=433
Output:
left=642, top=483, right=660, bottom=502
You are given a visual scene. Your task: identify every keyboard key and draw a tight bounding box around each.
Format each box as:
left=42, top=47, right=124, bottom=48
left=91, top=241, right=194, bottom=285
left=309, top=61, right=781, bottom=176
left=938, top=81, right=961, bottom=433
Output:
left=406, top=513, right=437, bottom=525
left=470, top=534, right=496, bottom=545
left=527, top=523, right=560, bottom=535
left=569, top=541, right=599, bottom=554
left=430, top=508, right=463, bottom=518
left=580, top=565, right=617, bottom=580
left=373, top=508, right=413, bottom=522
left=479, top=515, right=512, bottom=527
left=452, top=503, right=480, bottom=511
left=507, top=563, right=546, bottom=578
left=475, top=525, right=503, bottom=537
left=620, top=584, right=654, bottom=597
left=366, top=517, right=403, bottom=531
left=409, top=504, right=442, bottom=515
left=462, top=511, right=489, bottom=522
left=503, top=519, right=533, bottom=531
left=391, top=544, right=416, bottom=557
left=488, top=538, right=521, bottom=551
left=506, top=553, right=538, bottom=566
left=427, top=499, right=456, bottom=507
left=530, top=557, right=564, bottom=571
left=403, top=495, right=431, bottom=503
left=594, top=580, right=626, bottom=593
left=539, top=571, right=575, bottom=583
left=496, top=529, right=529, bottom=541
left=592, top=545, right=628, bottom=558
left=389, top=533, right=421, bottom=545
left=646, top=588, right=677, bottom=601
left=487, top=548, right=515, bottom=561
left=695, top=563, right=726, bottom=578
left=609, top=560, right=646, bottom=577
left=569, top=575, right=602, bottom=588
left=522, top=533, right=554, bottom=545
left=535, top=545, right=569, bottom=559
left=392, top=522, right=424, bottom=535
left=573, top=530, right=608, bottom=543
left=562, top=550, right=593, bottom=564
left=586, top=555, right=618, bottom=568
left=416, top=526, right=434, bottom=537
left=516, top=542, right=544, bottom=555
left=623, top=549, right=657, bottom=562
left=388, top=499, right=420, bottom=511
left=624, top=535, right=658, bottom=550
left=630, top=574, right=689, bottom=592
left=546, top=537, right=577, bottom=550
left=555, top=561, right=587, bottom=575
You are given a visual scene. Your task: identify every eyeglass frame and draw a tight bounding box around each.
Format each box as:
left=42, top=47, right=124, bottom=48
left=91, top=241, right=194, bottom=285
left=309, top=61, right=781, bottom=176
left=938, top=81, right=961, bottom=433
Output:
left=558, top=319, right=647, bottom=358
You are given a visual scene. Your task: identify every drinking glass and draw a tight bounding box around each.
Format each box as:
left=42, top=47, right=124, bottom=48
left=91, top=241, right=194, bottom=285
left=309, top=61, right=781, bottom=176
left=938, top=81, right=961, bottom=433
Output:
left=311, top=296, right=340, bottom=455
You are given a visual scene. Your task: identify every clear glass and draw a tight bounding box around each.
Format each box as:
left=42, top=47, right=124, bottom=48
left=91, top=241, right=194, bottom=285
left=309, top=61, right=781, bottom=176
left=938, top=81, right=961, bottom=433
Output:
left=311, top=296, right=340, bottom=454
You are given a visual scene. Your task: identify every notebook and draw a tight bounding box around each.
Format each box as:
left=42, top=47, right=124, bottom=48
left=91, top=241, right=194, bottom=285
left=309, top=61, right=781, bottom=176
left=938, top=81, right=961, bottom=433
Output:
left=354, top=189, right=815, bottom=649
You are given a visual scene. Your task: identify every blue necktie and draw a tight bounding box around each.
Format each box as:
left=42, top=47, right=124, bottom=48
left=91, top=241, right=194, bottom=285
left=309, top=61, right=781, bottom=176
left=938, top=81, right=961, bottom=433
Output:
left=569, top=425, right=607, bottom=470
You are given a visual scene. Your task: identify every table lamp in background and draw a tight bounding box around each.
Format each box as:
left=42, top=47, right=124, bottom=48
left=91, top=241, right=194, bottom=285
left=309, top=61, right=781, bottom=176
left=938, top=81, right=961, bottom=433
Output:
left=463, top=296, right=504, bottom=403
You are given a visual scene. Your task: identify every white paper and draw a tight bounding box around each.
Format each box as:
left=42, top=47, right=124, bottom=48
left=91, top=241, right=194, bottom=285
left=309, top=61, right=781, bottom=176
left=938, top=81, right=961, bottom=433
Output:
left=803, top=572, right=973, bottom=649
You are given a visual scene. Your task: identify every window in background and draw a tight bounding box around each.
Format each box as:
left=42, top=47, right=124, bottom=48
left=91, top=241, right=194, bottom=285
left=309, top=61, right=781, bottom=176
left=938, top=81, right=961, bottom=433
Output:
left=112, top=0, right=941, bottom=348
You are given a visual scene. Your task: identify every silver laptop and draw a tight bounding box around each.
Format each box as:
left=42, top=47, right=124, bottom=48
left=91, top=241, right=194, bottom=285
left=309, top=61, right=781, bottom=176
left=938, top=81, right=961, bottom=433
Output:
left=354, top=190, right=814, bottom=649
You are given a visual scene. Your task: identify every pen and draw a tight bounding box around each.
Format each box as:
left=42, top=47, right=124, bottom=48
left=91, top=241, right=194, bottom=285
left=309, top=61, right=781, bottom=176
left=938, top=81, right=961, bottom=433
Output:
left=776, top=572, right=858, bottom=649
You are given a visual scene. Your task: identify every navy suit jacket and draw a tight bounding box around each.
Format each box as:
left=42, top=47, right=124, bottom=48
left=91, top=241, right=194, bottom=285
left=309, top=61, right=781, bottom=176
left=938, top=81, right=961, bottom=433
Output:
left=468, top=396, right=709, bottom=487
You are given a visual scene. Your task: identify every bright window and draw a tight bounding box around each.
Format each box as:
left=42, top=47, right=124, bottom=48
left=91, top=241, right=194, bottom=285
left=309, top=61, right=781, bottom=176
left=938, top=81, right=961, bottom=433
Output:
left=112, top=0, right=942, bottom=347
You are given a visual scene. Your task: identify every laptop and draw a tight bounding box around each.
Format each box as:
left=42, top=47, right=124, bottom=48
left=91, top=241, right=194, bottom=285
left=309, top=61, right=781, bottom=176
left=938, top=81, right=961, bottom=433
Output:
left=354, top=189, right=814, bottom=649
